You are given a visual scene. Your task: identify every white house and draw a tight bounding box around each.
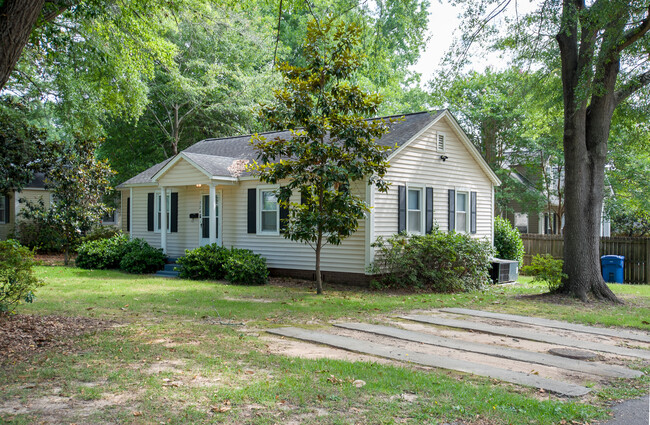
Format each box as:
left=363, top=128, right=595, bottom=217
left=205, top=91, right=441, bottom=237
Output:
left=117, top=110, right=501, bottom=282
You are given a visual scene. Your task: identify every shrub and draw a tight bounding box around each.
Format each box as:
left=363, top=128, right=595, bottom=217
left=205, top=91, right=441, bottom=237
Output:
left=14, top=219, right=66, bottom=253
left=118, top=239, right=166, bottom=274
left=76, top=234, right=130, bottom=269
left=494, top=216, right=525, bottom=265
left=370, top=228, right=494, bottom=292
left=81, top=226, right=122, bottom=244
left=522, top=254, right=566, bottom=292
left=177, top=244, right=230, bottom=280
left=0, top=240, right=45, bottom=313
left=223, top=248, right=269, bottom=285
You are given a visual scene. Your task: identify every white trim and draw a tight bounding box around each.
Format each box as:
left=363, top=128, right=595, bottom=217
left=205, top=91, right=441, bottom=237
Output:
left=160, top=186, right=167, bottom=254
left=387, top=111, right=501, bottom=186
left=257, top=185, right=280, bottom=235
left=152, top=153, right=212, bottom=181
left=154, top=190, right=172, bottom=234
left=436, top=132, right=446, bottom=152
left=119, top=182, right=158, bottom=188
left=199, top=190, right=222, bottom=246
left=455, top=190, right=470, bottom=234
left=406, top=184, right=425, bottom=235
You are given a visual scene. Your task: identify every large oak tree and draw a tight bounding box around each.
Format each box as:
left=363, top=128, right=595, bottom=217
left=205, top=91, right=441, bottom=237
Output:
left=450, top=0, right=649, bottom=302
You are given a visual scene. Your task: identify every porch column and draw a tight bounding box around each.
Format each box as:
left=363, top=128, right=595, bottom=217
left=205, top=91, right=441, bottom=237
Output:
left=209, top=183, right=217, bottom=244
left=129, top=188, right=133, bottom=240
left=160, top=186, right=167, bottom=254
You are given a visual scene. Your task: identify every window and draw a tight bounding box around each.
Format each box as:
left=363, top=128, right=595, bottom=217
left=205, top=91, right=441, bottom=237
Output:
left=437, top=133, right=446, bottom=152
left=259, top=189, right=279, bottom=234
left=514, top=213, right=528, bottom=233
left=456, top=192, right=468, bottom=233
left=102, top=210, right=115, bottom=224
left=155, top=192, right=171, bottom=232
left=0, top=196, right=5, bottom=224
left=407, top=187, right=423, bottom=234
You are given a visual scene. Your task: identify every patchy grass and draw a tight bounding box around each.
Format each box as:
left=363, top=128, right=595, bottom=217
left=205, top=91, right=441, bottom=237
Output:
left=0, top=266, right=648, bottom=424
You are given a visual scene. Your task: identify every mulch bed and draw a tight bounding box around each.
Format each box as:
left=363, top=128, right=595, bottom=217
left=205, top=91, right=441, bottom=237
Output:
left=0, top=314, right=112, bottom=364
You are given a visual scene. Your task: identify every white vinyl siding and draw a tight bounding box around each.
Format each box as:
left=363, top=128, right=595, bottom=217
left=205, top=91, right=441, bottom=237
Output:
left=127, top=181, right=368, bottom=273
left=374, top=115, right=494, bottom=250
left=157, top=159, right=210, bottom=186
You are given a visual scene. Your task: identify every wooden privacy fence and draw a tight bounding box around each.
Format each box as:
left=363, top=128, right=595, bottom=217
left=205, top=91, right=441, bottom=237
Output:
left=521, top=234, right=650, bottom=284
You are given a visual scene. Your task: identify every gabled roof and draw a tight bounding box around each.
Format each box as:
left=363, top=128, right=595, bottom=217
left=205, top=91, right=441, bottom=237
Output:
left=118, top=110, right=499, bottom=187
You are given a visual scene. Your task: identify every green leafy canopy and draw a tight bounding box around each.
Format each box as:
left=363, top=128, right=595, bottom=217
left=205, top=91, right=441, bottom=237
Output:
left=252, top=18, right=398, bottom=293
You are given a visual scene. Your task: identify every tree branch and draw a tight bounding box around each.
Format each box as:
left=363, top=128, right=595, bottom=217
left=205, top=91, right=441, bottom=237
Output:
left=615, top=70, right=650, bottom=106
left=616, top=5, right=650, bottom=54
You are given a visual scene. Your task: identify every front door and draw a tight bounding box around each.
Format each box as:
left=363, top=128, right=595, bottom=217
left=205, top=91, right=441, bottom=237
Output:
left=199, top=193, right=221, bottom=246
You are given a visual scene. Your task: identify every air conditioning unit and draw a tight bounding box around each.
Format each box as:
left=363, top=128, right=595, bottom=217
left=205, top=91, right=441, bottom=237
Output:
left=490, top=259, right=519, bottom=284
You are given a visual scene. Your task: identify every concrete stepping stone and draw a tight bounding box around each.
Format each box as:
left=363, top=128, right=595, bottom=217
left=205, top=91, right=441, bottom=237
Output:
left=268, top=327, right=591, bottom=397
left=441, top=308, right=650, bottom=344
left=335, top=323, right=643, bottom=379
left=401, top=315, right=650, bottom=360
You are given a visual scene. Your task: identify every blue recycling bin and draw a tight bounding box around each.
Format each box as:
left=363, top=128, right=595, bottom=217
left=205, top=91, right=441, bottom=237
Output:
left=601, top=255, right=624, bottom=283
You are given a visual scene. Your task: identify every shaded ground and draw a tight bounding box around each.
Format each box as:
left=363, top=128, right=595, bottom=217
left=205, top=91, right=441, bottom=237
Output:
left=0, top=314, right=112, bottom=364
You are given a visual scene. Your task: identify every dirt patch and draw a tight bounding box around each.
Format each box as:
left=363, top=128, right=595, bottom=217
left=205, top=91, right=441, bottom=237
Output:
left=35, top=253, right=73, bottom=266
left=0, top=314, right=113, bottom=364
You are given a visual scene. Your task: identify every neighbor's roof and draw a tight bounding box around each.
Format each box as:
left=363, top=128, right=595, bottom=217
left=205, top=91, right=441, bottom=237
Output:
left=118, top=110, right=448, bottom=187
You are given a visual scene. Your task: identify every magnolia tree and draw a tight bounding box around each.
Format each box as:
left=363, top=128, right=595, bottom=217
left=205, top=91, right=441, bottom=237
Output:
left=252, top=19, right=395, bottom=294
left=21, top=138, right=114, bottom=264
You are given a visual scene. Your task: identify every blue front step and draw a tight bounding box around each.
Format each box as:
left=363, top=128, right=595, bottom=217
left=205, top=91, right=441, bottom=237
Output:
left=155, top=260, right=181, bottom=278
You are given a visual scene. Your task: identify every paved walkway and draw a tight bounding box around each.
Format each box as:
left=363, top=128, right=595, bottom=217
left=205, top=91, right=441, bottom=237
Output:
left=603, top=394, right=649, bottom=425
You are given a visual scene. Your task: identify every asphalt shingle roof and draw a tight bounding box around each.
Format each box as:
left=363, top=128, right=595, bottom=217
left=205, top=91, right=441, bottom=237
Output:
left=119, top=110, right=444, bottom=187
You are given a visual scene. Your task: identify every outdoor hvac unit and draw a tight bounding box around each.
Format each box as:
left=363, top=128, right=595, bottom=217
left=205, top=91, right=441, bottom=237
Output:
left=490, top=259, right=519, bottom=284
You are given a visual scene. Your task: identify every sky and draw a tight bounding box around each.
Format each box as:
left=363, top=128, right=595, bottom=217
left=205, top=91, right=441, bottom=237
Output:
left=411, top=0, right=540, bottom=84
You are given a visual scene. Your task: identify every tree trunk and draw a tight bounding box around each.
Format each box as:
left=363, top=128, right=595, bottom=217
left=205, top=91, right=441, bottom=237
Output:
left=0, top=0, right=46, bottom=90
left=559, top=124, right=618, bottom=301
left=315, top=233, right=323, bottom=295
left=172, top=105, right=180, bottom=155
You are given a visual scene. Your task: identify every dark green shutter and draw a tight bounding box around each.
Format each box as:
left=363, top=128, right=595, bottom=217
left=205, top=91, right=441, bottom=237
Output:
left=4, top=194, right=10, bottom=223
left=426, top=187, right=433, bottom=234
left=398, top=185, right=406, bottom=233
left=448, top=189, right=455, bottom=231
left=247, top=188, right=256, bottom=233
left=147, top=193, right=154, bottom=231
left=280, top=203, right=289, bottom=233
left=126, top=197, right=130, bottom=232
left=170, top=192, right=178, bottom=233
left=470, top=191, right=477, bottom=234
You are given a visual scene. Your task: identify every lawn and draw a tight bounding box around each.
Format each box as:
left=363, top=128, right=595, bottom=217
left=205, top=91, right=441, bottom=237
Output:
left=1, top=267, right=648, bottom=424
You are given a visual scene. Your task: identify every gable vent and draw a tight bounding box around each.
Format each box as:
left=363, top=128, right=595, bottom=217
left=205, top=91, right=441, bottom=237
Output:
left=437, top=134, right=445, bottom=151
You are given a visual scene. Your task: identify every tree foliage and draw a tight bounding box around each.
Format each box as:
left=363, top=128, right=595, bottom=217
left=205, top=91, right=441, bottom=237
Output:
left=0, top=97, right=50, bottom=194
left=252, top=19, right=394, bottom=294
left=446, top=0, right=649, bottom=302
left=21, top=138, right=115, bottom=264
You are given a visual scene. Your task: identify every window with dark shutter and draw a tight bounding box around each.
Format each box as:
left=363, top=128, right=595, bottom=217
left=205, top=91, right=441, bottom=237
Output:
left=448, top=189, right=455, bottom=231
left=4, top=194, right=10, bottom=224
left=147, top=193, right=154, bottom=231
left=398, top=185, right=406, bottom=233
left=280, top=203, right=289, bottom=232
left=170, top=192, right=178, bottom=233
left=470, top=191, right=477, bottom=234
left=426, top=187, right=433, bottom=234
left=247, top=188, right=256, bottom=233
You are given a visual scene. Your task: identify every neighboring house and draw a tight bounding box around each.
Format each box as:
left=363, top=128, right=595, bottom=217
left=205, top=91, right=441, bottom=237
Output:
left=502, top=165, right=611, bottom=236
left=117, top=110, right=501, bottom=282
left=0, top=173, right=52, bottom=240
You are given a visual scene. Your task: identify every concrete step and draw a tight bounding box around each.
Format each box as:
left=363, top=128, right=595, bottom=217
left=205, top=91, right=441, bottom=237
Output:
left=155, top=270, right=180, bottom=278
left=164, top=263, right=180, bottom=272
left=268, top=327, right=591, bottom=397
left=401, top=314, right=650, bottom=360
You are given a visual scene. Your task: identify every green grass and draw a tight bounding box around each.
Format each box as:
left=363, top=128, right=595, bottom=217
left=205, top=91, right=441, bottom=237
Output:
left=0, top=266, right=648, bottom=424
